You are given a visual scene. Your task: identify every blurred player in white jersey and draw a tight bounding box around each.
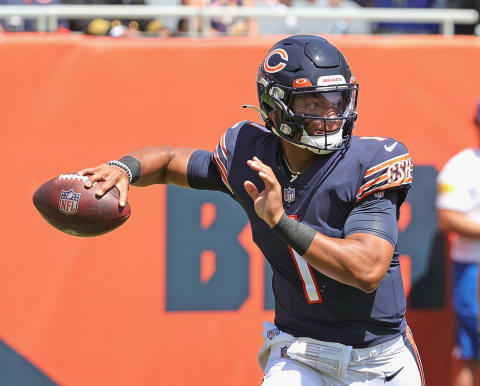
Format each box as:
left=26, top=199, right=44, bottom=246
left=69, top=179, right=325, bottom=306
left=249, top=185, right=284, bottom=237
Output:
left=437, top=99, right=480, bottom=386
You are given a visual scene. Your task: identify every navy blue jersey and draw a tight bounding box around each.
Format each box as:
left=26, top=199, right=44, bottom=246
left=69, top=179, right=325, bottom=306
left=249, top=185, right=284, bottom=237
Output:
left=187, top=121, right=412, bottom=348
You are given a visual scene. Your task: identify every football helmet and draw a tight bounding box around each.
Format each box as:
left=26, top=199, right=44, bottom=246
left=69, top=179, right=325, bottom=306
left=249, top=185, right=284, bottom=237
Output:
left=249, top=35, right=359, bottom=154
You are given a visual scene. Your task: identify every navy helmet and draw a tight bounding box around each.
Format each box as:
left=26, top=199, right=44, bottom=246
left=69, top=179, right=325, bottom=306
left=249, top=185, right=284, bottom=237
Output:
left=253, top=35, right=359, bottom=154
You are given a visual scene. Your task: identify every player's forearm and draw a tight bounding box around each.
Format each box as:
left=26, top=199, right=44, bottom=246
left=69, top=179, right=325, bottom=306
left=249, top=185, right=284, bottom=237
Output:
left=437, top=209, right=480, bottom=238
left=127, top=147, right=194, bottom=187
left=302, top=233, right=392, bottom=293
left=271, top=212, right=392, bottom=293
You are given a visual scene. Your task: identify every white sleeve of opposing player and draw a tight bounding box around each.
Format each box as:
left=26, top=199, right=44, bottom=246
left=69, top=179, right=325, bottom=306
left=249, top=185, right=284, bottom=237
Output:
left=436, top=150, right=474, bottom=212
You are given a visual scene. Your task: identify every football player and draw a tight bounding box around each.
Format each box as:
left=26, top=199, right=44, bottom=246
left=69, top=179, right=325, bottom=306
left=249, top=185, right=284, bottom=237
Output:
left=436, top=100, right=480, bottom=386
left=79, top=35, right=424, bottom=385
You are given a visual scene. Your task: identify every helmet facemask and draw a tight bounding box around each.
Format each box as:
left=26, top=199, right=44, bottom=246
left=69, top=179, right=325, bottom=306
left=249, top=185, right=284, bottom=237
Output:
left=266, top=83, right=359, bottom=154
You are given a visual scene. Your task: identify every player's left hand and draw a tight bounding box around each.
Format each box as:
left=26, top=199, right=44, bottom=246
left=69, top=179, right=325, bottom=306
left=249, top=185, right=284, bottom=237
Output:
left=244, top=156, right=284, bottom=228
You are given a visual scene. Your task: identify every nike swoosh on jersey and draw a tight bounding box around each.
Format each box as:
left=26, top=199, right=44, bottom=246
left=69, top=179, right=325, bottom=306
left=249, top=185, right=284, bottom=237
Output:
left=384, top=142, right=398, bottom=152
left=384, top=366, right=404, bottom=382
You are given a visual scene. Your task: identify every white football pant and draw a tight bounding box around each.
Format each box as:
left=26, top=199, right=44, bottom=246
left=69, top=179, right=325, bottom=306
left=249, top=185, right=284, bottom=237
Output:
left=261, top=326, right=425, bottom=386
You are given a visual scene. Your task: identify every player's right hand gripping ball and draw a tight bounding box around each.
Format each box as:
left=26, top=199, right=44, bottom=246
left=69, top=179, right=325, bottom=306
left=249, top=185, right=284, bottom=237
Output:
left=33, top=174, right=131, bottom=237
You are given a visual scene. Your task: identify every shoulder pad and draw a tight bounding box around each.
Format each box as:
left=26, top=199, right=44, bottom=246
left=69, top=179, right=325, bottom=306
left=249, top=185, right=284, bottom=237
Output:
left=211, top=120, right=267, bottom=195
left=354, top=137, right=413, bottom=203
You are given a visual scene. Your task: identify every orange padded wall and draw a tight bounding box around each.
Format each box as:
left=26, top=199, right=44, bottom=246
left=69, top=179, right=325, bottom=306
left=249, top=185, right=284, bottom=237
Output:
left=1, top=34, right=480, bottom=386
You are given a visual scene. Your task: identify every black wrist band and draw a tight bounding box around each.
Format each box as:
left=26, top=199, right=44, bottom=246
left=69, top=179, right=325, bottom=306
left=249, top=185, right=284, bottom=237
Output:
left=272, top=213, right=316, bottom=256
left=119, top=156, right=141, bottom=183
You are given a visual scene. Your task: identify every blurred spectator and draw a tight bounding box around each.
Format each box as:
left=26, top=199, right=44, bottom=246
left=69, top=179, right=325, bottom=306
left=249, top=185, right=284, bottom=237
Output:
left=144, top=0, right=182, bottom=33
left=177, top=0, right=257, bottom=36
left=0, top=0, right=68, bottom=32
left=61, top=0, right=171, bottom=36
left=210, top=0, right=256, bottom=35
left=255, top=0, right=371, bottom=35
left=436, top=99, right=480, bottom=386
left=372, top=0, right=439, bottom=34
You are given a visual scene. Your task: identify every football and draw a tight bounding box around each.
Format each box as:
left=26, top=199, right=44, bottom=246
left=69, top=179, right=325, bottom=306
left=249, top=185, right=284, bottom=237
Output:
left=33, top=174, right=131, bottom=237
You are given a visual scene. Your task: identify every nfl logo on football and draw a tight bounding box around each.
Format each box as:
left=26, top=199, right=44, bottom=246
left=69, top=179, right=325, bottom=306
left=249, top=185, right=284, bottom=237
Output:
left=58, top=189, right=81, bottom=215
left=284, top=187, right=295, bottom=203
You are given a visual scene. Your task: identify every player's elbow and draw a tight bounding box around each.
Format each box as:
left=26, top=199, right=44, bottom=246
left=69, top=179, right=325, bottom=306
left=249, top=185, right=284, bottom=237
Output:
left=356, top=277, right=381, bottom=293
left=345, top=235, right=392, bottom=293
left=353, top=264, right=386, bottom=293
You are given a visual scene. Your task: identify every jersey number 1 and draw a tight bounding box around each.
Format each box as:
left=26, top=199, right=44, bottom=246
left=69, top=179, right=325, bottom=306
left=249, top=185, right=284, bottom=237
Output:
left=288, top=215, right=323, bottom=304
